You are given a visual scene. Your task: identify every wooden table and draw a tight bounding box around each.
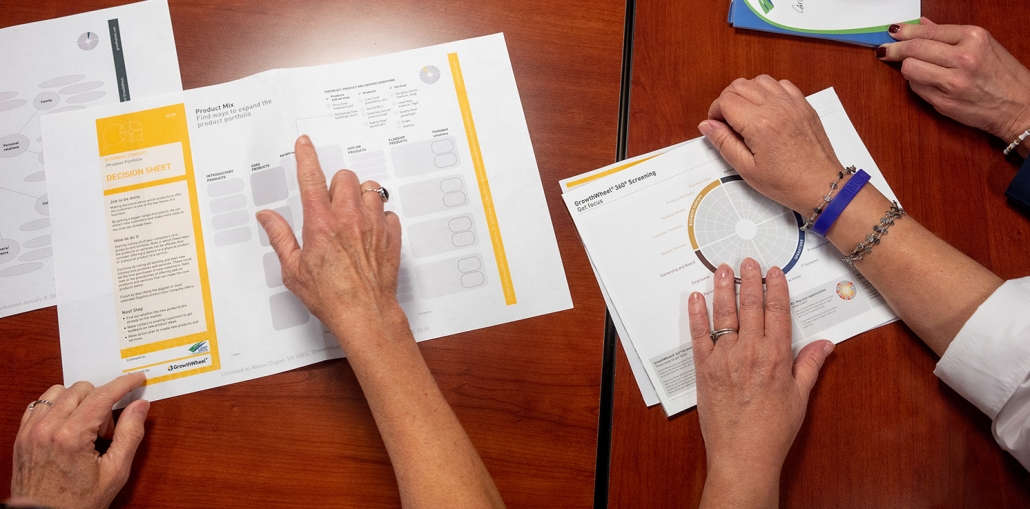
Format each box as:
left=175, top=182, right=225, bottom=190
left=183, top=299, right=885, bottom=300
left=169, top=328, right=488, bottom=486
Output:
left=0, top=1, right=626, bottom=507
left=6, top=1, right=1030, bottom=507
left=608, top=1, right=1030, bottom=507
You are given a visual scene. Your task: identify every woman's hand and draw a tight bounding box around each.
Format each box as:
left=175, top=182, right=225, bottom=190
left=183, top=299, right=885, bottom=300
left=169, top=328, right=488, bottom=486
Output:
left=878, top=18, right=1030, bottom=156
left=699, top=76, right=843, bottom=214
left=688, top=259, right=834, bottom=508
left=257, top=135, right=404, bottom=351
left=8, top=374, right=149, bottom=509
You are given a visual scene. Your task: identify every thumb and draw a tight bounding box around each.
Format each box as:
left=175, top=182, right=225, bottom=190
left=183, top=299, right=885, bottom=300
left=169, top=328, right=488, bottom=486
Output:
left=792, top=340, right=835, bottom=398
left=698, top=120, right=755, bottom=173
left=103, top=400, right=149, bottom=481
left=257, top=210, right=301, bottom=272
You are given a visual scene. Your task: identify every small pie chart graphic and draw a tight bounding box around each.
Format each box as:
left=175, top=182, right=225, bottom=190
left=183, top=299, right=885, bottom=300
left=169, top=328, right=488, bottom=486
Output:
left=78, top=32, right=100, bottom=51
left=419, top=65, right=441, bottom=84
left=687, top=175, right=804, bottom=277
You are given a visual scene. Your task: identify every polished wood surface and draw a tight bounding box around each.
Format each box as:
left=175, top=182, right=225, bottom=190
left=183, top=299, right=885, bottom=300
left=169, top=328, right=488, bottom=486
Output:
left=611, top=1, right=1030, bottom=507
left=0, top=1, right=626, bottom=507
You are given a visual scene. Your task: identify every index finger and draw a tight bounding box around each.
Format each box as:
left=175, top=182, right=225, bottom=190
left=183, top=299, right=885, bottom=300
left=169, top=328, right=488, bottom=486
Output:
left=294, top=135, right=331, bottom=215
left=890, top=19, right=966, bottom=45
left=65, top=373, right=146, bottom=431
left=707, top=89, right=751, bottom=127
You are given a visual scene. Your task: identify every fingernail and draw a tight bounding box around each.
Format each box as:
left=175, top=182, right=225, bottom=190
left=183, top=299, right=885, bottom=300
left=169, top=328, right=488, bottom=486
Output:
left=822, top=342, right=835, bottom=356
left=297, top=134, right=312, bottom=146
left=688, top=292, right=703, bottom=309
left=717, top=264, right=731, bottom=279
left=742, top=258, right=758, bottom=271
left=698, top=121, right=713, bottom=137
left=888, top=24, right=900, bottom=34
left=876, top=46, right=887, bottom=59
left=768, top=266, right=783, bottom=277
left=136, top=400, right=151, bottom=417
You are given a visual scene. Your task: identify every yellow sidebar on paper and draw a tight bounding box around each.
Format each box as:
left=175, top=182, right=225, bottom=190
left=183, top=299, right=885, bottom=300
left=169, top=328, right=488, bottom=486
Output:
left=96, top=104, right=220, bottom=384
left=448, top=52, right=516, bottom=306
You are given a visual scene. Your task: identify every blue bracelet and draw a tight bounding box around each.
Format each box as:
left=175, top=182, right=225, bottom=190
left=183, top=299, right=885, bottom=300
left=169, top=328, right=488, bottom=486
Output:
left=811, top=169, right=870, bottom=237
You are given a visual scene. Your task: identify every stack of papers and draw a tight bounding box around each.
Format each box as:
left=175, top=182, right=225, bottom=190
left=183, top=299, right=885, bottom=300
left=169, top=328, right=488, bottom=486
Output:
left=562, top=89, right=898, bottom=415
left=728, top=0, right=921, bottom=47
left=41, top=33, right=572, bottom=404
left=0, top=0, right=181, bottom=319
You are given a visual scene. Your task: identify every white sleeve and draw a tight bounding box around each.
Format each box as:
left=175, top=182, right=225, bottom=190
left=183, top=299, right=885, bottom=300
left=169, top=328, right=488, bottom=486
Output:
left=934, top=277, right=1030, bottom=471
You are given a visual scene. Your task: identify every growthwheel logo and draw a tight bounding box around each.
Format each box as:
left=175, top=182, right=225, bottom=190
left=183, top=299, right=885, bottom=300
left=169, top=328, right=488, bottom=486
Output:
left=758, top=0, right=775, bottom=13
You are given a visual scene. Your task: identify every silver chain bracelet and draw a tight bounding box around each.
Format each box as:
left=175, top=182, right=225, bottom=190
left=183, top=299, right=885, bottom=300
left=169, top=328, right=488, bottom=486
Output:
left=842, top=201, right=905, bottom=266
left=800, top=166, right=857, bottom=231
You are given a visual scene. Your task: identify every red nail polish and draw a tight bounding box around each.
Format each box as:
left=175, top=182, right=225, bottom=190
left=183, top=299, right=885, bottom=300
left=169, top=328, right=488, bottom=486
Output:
left=888, top=24, right=900, bottom=34
left=876, top=47, right=887, bottom=59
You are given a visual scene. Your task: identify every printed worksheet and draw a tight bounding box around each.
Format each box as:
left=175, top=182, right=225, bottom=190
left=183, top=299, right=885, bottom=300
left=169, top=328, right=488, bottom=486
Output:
left=563, top=89, right=898, bottom=415
left=42, top=34, right=572, bottom=404
left=0, top=0, right=181, bottom=318
left=559, top=142, right=694, bottom=407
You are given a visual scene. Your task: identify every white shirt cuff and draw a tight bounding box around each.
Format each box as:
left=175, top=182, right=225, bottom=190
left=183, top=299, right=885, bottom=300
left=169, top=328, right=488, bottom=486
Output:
left=935, top=277, right=1030, bottom=419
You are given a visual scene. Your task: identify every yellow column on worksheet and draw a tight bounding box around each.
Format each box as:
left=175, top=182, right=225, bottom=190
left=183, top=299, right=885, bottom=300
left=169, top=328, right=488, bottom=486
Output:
left=448, top=52, right=516, bottom=305
left=96, top=104, right=220, bottom=384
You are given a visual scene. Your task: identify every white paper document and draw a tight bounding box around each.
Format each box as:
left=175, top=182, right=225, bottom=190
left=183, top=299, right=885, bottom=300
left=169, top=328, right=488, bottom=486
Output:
left=559, top=143, right=693, bottom=407
left=42, top=34, right=571, bottom=403
left=0, top=0, right=181, bottom=318
left=563, top=89, right=898, bottom=416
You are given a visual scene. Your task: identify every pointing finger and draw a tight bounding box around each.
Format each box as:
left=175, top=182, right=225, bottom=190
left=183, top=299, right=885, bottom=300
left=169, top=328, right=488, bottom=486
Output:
left=295, top=135, right=331, bottom=216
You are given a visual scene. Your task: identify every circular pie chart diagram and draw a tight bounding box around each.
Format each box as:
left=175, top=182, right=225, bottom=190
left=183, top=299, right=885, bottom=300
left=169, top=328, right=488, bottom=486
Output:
left=419, top=65, right=441, bottom=84
left=687, top=175, right=804, bottom=278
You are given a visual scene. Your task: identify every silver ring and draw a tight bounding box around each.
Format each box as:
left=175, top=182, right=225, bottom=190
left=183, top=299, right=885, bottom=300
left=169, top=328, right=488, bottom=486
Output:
left=709, top=328, right=738, bottom=342
left=27, top=399, right=53, bottom=410
left=363, top=186, right=389, bottom=203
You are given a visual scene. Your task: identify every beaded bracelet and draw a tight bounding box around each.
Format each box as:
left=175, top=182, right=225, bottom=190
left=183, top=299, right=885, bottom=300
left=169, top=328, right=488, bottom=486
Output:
left=842, top=201, right=905, bottom=266
left=800, top=166, right=857, bottom=231
left=1003, top=128, right=1030, bottom=156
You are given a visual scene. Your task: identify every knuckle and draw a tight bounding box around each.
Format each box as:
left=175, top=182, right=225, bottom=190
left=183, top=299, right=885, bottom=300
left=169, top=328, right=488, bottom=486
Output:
left=752, top=116, right=774, bottom=133
left=907, top=38, right=928, bottom=55
left=943, top=74, right=968, bottom=93
left=689, top=320, right=711, bottom=340
left=71, top=380, right=95, bottom=392
left=92, top=383, right=113, bottom=399
left=765, top=297, right=791, bottom=315
left=25, top=423, right=49, bottom=447
left=739, top=292, right=763, bottom=310
left=53, top=426, right=79, bottom=449
left=955, top=51, right=981, bottom=71
left=713, top=300, right=737, bottom=318
left=962, top=25, right=988, bottom=43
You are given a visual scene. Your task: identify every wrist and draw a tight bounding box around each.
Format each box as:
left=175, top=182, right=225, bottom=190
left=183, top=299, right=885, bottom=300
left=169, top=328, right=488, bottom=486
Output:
left=5, top=497, right=50, bottom=508
left=999, top=107, right=1030, bottom=152
left=702, top=459, right=781, bottom=508
left=325, top=301, right=412, bottom=349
